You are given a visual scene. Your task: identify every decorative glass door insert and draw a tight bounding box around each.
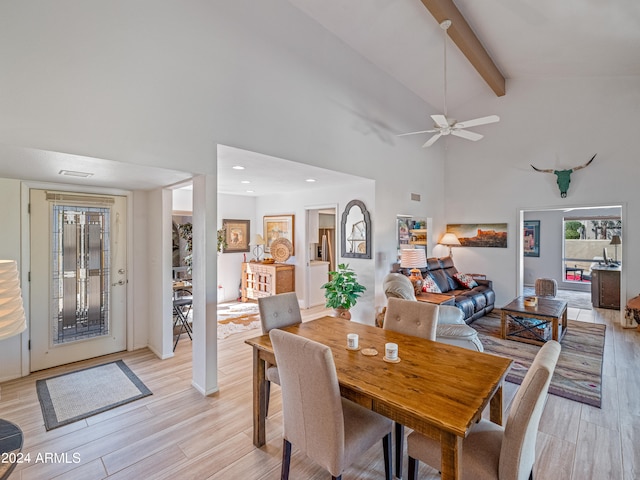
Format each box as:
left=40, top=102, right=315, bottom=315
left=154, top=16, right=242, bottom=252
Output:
left=52, top=205, right=111, bottom=344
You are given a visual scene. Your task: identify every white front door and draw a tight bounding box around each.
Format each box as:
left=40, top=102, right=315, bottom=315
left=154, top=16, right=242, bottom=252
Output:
left=30, top=189, right=127, bottom=371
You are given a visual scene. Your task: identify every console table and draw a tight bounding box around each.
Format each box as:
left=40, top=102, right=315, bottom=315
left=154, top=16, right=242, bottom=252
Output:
left=241, top=262, right=295, bottom=302
left=591, top=265, right=621, bottom=309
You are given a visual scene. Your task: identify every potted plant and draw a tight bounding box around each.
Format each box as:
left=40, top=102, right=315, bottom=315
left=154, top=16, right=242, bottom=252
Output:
left=321, top=263, right=366, bottom=320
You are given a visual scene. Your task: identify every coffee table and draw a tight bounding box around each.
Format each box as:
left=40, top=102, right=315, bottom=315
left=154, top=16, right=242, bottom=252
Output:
left=501, top=296, right=567, bottom=346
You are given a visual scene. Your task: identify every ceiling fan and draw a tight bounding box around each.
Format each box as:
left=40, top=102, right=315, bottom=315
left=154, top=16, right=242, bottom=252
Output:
left=398, top=20, right=500, bottom=148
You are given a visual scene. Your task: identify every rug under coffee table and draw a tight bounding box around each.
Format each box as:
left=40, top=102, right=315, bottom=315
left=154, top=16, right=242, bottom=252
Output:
left=501, top=296, right=568, bottom=346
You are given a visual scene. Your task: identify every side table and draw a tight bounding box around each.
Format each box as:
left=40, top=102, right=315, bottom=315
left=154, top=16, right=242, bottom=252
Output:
left=0, top=419, right=23, bottom=480
left=416, top=292, right=455, bottom=306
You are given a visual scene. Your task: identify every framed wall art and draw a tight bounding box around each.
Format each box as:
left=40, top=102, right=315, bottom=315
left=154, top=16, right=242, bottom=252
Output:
left=523, top=220, right=540, bottom=257
left=446, top=223, right=508, bottom=248
left=222, top=219, right=250, bottom=253
left=263, top=214, right=294, bottom=253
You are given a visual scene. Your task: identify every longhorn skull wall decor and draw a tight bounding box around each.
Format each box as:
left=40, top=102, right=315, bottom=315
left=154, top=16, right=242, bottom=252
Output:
left=530, top=154, right=596, bottom=198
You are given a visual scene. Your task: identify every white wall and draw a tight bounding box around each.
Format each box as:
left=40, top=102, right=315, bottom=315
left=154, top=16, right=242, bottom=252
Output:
left=445, top=76, right=640, bottom=310
left=217, top=194, right=257, bottom=302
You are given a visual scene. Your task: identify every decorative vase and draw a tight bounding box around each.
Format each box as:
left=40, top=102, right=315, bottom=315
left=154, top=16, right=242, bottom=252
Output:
left=334, top=308, right=351, bottom=320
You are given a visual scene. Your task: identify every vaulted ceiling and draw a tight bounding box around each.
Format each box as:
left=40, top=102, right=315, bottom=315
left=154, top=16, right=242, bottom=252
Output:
left=288, top=0, right=640, bottom=110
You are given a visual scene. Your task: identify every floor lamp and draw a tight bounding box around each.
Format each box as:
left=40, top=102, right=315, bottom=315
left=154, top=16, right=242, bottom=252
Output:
left=439, top=232, right=461, bottom=257
left=0, top=260, right=27, bottom=478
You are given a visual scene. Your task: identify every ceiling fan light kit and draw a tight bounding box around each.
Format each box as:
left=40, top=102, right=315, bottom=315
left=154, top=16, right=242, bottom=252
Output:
left=398, top=19, right=499, bottom=147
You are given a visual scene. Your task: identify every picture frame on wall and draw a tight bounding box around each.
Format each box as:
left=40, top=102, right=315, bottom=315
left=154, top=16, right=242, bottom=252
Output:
left=523, top=220, right=540, bottom=257
left=222, top=219, right=250, bottom=253
left=446, top=223, right=508, bottom=248
left=263, top=214, right=294, bottom=253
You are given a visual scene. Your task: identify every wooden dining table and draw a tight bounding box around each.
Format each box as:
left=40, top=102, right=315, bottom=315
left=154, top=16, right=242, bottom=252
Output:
left=245, top=316, right=512, bottom=480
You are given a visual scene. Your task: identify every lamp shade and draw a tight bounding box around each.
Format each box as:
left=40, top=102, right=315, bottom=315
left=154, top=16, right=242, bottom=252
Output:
left=439, top=232, right=461, bottom=246
left=400, top=248, right=427, bottom=269
left=610, top=235, right=621, bottom=246
left=254, top=234, right=266, bottom=246
left=0, top=260, right=27, bottom=341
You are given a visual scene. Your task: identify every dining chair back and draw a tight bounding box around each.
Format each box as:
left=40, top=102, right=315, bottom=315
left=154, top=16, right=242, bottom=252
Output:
left=383, top=297, right=438, bottom=340
left=407, top=340, right=561, bottom=480
left=258, top=292, right=302, bottom=333
left=270, top=329, right=392, bottom=480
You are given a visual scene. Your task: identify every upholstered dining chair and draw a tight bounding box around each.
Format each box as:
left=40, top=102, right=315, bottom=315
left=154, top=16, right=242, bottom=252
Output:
left=257, top=292, right=302, bottom=414
left=407, top=340, right=562, bottom=480
left=383, top=297, right=439, bottom=479
left=383, top=273, right=483, bottom=352
left=269, top=329, right=393, bottom=480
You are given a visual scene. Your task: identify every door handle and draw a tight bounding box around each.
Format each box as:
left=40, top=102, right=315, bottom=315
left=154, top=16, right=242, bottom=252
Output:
left=111, top=280, right=126, bottom=286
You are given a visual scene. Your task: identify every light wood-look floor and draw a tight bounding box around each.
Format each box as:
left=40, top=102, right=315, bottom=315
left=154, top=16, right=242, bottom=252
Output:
left=1, top=305, right=638, bottom=479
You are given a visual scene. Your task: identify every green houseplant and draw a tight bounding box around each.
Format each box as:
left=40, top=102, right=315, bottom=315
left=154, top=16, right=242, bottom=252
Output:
left=321, top=263, right=366, bottom=320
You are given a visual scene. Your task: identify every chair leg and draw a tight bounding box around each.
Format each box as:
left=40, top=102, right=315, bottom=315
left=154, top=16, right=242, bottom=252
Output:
left=395, top=422, right=404, bottom=479
left=408, top=456, right=419, bottom=480
left=265, top=380, right=271, bottom=417
left=331, top=477, right=342, bottom=480
left=529, top=470, right=533, bottom=480
left=281, top=439, right=291, bottom=480
left=383, top=432, right=392, bottom=480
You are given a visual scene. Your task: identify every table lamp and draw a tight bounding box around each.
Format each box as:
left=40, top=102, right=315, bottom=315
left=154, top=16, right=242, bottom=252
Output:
left=609, top=235, right=621, bottom=263
left=0, top=260, right=26, bottom=341
left=400, top=249, right=427, bottom=295
left=252, top=234, right=266, bottom=261
left=0, top=260, right=27, bottom=478
left=439, top=232, right=461, bottom=257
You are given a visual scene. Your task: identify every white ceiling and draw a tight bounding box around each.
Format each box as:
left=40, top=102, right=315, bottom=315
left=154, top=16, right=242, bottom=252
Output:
left=2, top=1, right=639, bottom=193
left=287, top=0, right=640, bottom=110
left=217, top=145, right=371, bottom=196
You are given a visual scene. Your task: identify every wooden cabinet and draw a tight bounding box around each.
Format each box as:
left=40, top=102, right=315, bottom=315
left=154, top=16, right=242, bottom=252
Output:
left=241, top=262, right=295, bottom=302
left=591, top=266, right=621, bottom=309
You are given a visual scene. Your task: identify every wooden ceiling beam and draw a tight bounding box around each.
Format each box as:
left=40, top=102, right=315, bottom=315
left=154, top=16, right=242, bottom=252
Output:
left=420, top=0, right=506, bottom=97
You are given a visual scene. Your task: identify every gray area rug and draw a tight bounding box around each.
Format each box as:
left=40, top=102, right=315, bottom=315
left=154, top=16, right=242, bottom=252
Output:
left=36, top=360, right=152, bottom=431
left=475, top=312, right=605, bottom=407
left=524, top=286, right=592, bottom=310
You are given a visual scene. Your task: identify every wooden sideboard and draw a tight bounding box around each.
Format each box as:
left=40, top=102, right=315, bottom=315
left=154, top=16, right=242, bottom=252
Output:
left=591, top=265, right=621, bottom=310
left=241, top=262, right=295, bottom=302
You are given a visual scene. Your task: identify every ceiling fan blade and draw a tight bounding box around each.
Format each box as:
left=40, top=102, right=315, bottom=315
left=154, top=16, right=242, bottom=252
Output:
left=454, top=115, right=500, bottom=129
left=422, top=133, right=442, bottom=147
left=431, top=114, right=449, bottom=128
left=397, top=129, right=439, bottom=137
left=451, top=129, right=483, bottom=141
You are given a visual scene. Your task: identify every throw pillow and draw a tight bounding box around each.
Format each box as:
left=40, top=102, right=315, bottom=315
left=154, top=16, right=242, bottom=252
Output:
left=422, top=274, right=442, bottom=293
left=454, top=273, right=478, bottom=289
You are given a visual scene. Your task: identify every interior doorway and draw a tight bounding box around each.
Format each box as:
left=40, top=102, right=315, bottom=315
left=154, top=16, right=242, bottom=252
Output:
left=305, top=205, right=337, bottom=309
left=518, top=204, right=625, bottom=321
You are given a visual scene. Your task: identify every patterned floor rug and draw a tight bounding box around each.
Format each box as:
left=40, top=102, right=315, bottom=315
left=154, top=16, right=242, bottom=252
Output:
left=524, top=286, right=592, bottom=310
left=474, top=312, right=605, bottom=407
left=36, top=360, right=152, bottom=430
left=217, top=303, right=261, bottom=339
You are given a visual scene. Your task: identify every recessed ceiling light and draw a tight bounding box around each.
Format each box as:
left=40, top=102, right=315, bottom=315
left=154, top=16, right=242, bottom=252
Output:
left=241, top=180, right=251, bottom=184
left=232, top=165, right=245, bottom=170
left=306, top=178, right=317, bottom=183
left=246, top=190, right=254, bottom=193
left=59, top=169, right=94, bottom=178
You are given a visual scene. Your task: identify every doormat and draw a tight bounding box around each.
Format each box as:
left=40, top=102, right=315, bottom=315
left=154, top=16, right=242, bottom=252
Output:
left=474, top=312, right=605, bottom=408
left=36, top=360, right=152, bottom=431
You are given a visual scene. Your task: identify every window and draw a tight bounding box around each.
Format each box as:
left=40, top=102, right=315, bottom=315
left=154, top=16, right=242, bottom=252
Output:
left=563, top=216, right=622, bottom=283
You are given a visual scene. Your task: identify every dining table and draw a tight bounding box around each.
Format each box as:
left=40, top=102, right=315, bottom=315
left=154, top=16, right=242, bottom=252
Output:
left=245, top=316, right=512, bottom=480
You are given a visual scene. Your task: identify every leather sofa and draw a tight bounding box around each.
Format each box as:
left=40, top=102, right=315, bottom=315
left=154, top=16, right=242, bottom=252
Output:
left=424, top=256, right=495, bottom=324
left=383, top=273, right=484, bottom=352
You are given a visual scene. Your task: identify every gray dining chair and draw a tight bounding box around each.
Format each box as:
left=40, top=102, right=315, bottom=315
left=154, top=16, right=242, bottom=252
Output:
left=257, top=292, right=302, bottom=414
left=269, top=329, right=393, bottom=480
left=407, top=340, right=561, bottom=480
left=383, top=297, right=439, bottom=479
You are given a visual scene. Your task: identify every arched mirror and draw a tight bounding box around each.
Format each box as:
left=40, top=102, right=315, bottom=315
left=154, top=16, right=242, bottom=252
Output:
left=341, top=200, right=371, bottom=259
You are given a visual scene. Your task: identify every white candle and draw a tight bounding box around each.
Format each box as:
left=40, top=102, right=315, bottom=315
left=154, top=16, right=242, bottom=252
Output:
left=385, top=342, right=398, bottom=360
left=347, top=333, right=359, bottom=349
